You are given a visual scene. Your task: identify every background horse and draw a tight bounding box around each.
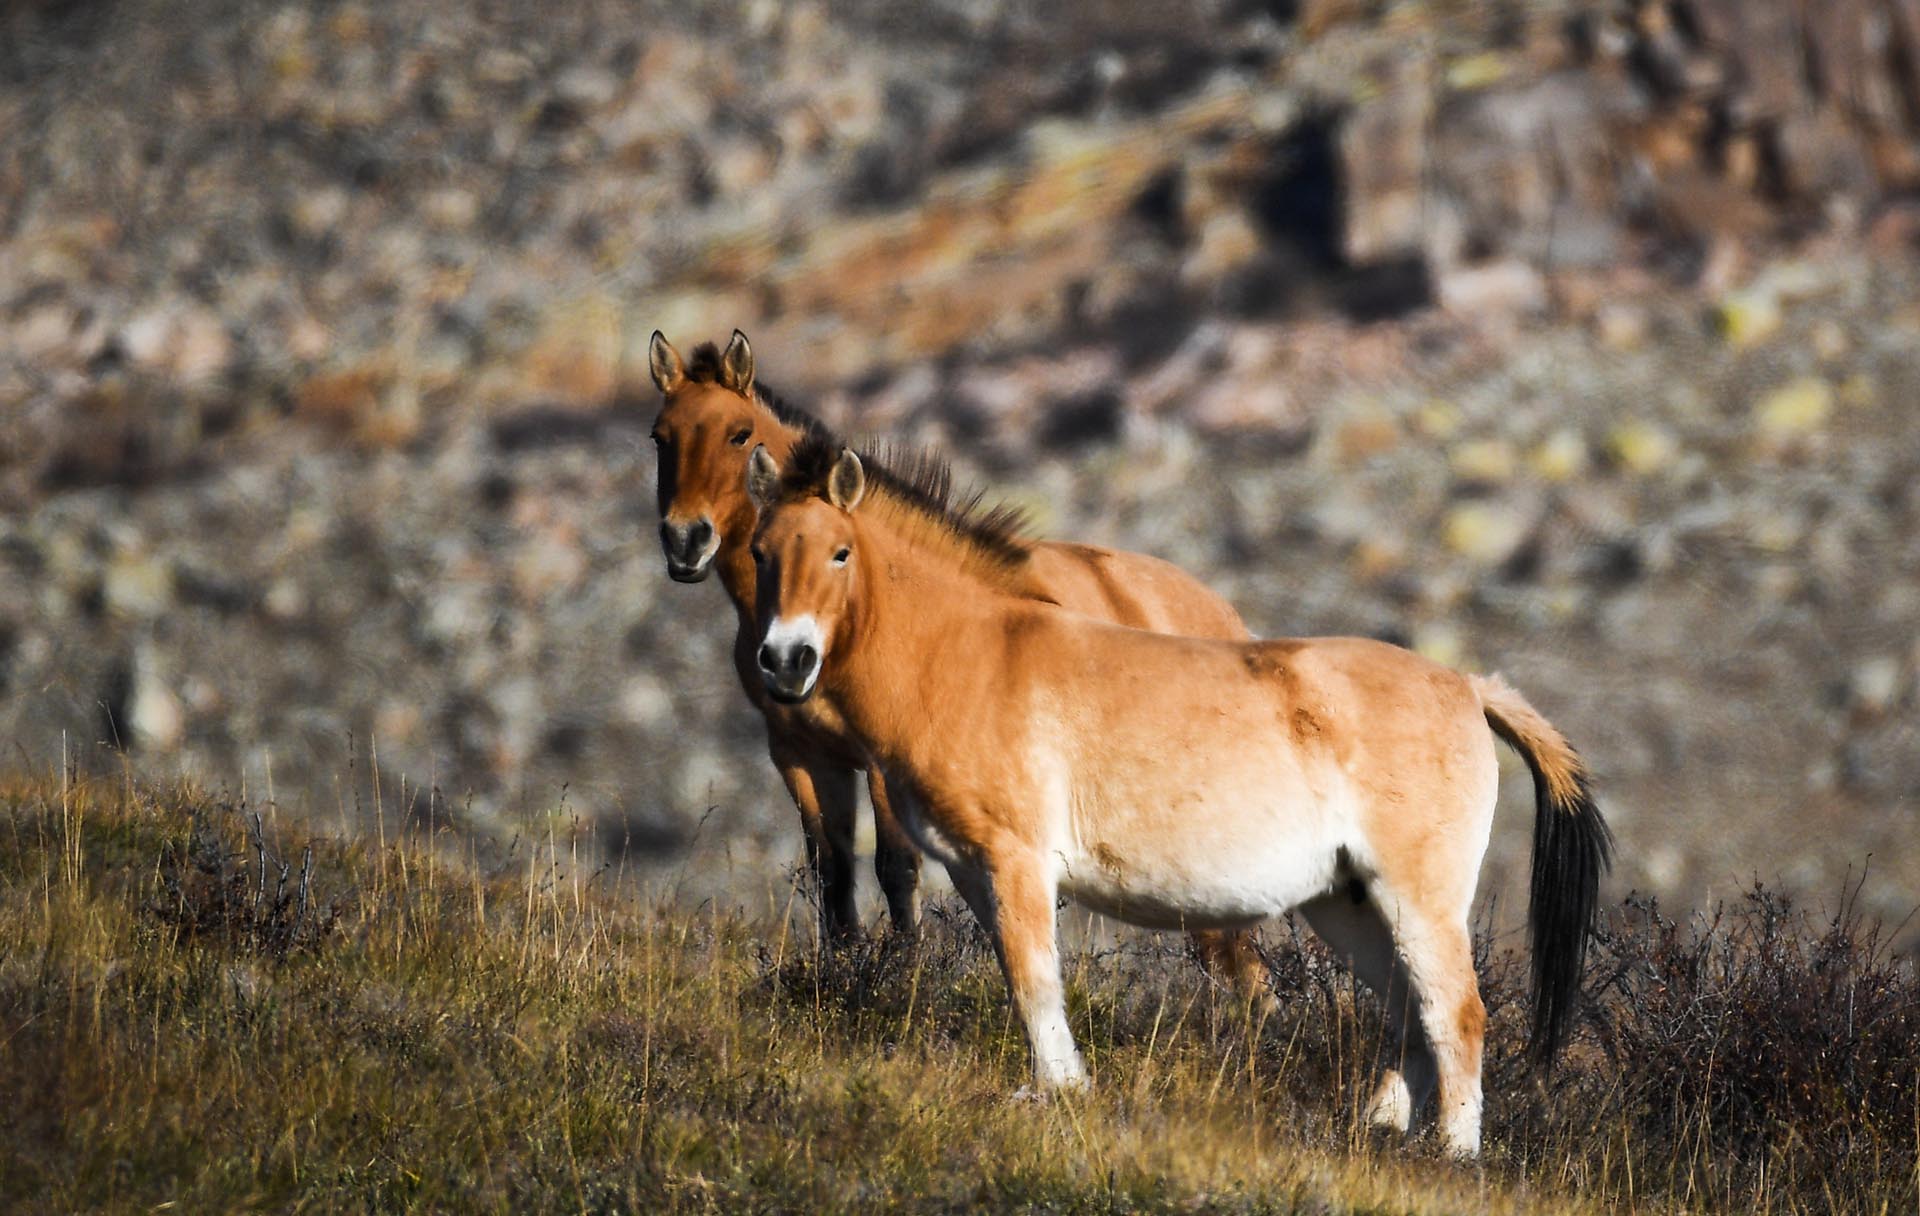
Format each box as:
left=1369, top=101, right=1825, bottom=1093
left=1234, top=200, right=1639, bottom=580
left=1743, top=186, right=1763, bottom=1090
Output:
left=648, top=330, right=1270, bottom=1001
left=745, top=439, right=1614, bottom=1157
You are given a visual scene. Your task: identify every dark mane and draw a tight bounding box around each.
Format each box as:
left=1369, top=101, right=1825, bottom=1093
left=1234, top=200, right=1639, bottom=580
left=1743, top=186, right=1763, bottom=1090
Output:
left=686, top=336, right=1030, bottom=566
left=773, top=431, right=1034, bottom=569
left=683, top=341, right=727, bottom=383
left=758, top=386, right=823, bottom=437
left=683, top=341, right=824, bottom=438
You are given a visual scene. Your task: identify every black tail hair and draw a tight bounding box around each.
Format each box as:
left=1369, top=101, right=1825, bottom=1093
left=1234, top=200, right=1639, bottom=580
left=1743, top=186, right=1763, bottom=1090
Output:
left=1522, top=762, right=1615, bottom=1066
left=1477, top=676, right=1615, bottom=1067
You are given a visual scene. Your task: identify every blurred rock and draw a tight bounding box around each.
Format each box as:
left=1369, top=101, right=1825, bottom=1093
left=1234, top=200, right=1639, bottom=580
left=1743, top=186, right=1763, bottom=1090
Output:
left=1449, top=438, right=1517, bottom=485
left=553, top=65, right=620, bottom=110
left=1810, top=319, right=1850, bottom=362
left=1190, top=380, right=1297, bottom=441
left=374, top=700, right=421, bottom=744
left=127, top=643, right=184, bottom=752
left=422, top=188, right=479, bottom=231
left=1530, top=428, right=1590, bottom=482
left=295, top=367, right=387, bottom=432
left=511, top=529, right=588, bottom=603
left=1, top=0, right=1918, bottom=925
left=1413, top=400, right=1462, bottom=440
left=1340, top=65, right=1433, bottom=265
left=1324, top=408, right=1397, bottom=464
left=1716, top=290, right=1783, bottom=349
left=1594, top=303, right=1649, bottom=351
left=1182, top=210, right=1264, bottom=285
left=1437, top=260, right=1545, bottom=320
left=1752, top=376, right=1833, bottom=447
left=289, top=188, right=351, bottom=240
left=524, top=295, right=624, bottom=403
left=1746, top=509, right=1805, bottom=555
left=15, top=303, right=106, bottom=367
left=1411, top=621, right=1467, bottom=668
left=263, top=578, right=307, bottom=622
left=1847, top=656, right=1905, bottom=718
left=619, top=673, right=675, bottom=731
left=1838, top=373, right=1877, bottom=408
left=1442, top=502, right=1532, bottom=567
left=1607, top=420, right=1679, bottom=476
left=121, top=305, right=233, bottom=384
left=104, top=552, right=174, bottom=619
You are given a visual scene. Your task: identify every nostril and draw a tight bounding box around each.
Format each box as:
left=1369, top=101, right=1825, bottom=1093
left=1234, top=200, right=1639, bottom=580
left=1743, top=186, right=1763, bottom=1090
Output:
left=797, top=644, right=817, bottom=672
left=659, top=521, right=678, bottom=550
left=758, top=644, right=778, bottom=673
left=688, top=518, right=713, bottom=548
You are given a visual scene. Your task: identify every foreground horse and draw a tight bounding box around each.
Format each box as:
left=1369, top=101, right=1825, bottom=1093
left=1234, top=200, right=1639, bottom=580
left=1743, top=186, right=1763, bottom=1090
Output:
left=744, top=438, right=1614, bottom=1157
left=647, top=331, right=1269, bottom=1001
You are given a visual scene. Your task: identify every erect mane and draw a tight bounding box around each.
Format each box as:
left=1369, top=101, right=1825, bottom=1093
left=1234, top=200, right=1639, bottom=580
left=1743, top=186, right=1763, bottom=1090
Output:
left=683, top=341, right=727, bottom=383
left=686, top=338, right=1032, bottom=570
left=772, top=431, right=1035, bottom=573
left=683, top=341, right=823, bottom=437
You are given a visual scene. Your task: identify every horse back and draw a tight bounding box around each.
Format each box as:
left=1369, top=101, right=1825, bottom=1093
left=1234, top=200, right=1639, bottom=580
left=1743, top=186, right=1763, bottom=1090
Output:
left=1025, top=542, right=1248, bottom=641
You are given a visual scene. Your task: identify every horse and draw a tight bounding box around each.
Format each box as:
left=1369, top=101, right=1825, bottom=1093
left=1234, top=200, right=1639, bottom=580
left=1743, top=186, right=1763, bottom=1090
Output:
left=743, top=437, right=1614, bottom=1158
left=647, top=330, right=1271, bottom=1004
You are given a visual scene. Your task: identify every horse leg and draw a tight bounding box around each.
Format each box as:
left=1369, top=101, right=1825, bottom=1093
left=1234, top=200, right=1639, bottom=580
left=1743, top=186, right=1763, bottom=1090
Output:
left=947, top=862, right=1001, bottom=963
left=866, top=769, right=922, bottom=941
left=983, top=852, right=1085, bottom=1090
left=1367, top=887, right=1486, bottom=1158
left=1190, top=928, right=1279, bottom=1014
left=1298, top=893, right=1434, bottom=1135
left=771, top=744, right=861, bottom=943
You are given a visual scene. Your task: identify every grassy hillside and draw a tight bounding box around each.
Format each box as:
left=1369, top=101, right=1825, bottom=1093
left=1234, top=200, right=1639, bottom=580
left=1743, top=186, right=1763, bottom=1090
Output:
left=1, top=775, right=1913, bottom=1213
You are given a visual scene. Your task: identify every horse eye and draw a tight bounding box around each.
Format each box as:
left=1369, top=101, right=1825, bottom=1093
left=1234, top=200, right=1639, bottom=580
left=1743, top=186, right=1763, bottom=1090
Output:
left=750, top=547, right=766, bottom=564
left=650, top=431, right=667, bottom=446
left=831, top=547, right=851, bottom=566
left=729, top=428, right=753, bottom=447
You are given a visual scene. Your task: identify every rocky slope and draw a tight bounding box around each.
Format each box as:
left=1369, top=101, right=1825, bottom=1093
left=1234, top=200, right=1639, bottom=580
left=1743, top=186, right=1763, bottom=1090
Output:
left=1, top=0, right=1917, bottom=936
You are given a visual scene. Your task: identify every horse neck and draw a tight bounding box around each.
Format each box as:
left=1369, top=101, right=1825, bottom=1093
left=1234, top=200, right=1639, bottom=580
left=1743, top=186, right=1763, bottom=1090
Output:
left=828, top=511, right=1011, bottom=763
left=710, top=410, right=812, bottom=626
left=713, top=543, right=759, bottom=632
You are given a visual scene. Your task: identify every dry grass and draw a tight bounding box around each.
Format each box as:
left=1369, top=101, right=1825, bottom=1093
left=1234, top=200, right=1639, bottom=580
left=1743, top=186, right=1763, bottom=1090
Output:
left=0, top=774, right=1913, bottom=1213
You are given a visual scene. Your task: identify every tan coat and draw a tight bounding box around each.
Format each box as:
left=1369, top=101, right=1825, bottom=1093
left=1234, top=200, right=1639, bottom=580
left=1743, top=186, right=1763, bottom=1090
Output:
left=746, top=442, right=1614, bottom=1159
left=647, top=331, right=1267, bottom=998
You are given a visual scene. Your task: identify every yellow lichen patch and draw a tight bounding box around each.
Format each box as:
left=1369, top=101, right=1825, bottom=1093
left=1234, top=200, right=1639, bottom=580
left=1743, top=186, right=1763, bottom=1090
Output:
left=1716, top=290, right=1782, bottom=349
left=1443, top=502, right=1530, bottom=566
left=1414, top=400, right=1463, bottom=440
left=1449, top=438, right=1517, bottom=484
left=1607, top=420, right=1679, bottom=476
left=1753, top=376, right=1833, bottom=441
left=1445, top=52, right=1511, bottom=91
left=1530, top=428, right=1590, bottom=482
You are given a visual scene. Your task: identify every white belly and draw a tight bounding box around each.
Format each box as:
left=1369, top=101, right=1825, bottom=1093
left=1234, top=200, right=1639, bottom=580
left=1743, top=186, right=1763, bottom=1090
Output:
left=1054, top=799, right=1350, bottom=931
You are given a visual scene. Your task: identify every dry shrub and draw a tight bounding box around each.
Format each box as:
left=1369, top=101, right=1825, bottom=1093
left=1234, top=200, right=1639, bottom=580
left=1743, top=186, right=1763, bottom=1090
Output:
left=149, top=799, right=341, bottom=957
left=1569, top=883, right=1918, bottom=1204
left=756, top=881, right=1919, bottom=1212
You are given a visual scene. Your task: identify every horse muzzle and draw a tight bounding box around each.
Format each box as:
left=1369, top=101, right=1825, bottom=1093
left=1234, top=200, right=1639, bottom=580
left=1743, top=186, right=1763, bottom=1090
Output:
left=660, top=517, right=717, bottom=583
left=757, top=616, right=824, bottom=703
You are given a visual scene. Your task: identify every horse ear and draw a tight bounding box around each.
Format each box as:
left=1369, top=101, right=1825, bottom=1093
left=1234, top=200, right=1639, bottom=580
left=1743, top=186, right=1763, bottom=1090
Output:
left=746, top=444, right=781, bottom=509
left=720, top=329, right=754, bottom=395
left=649, top=331, right=685, bottom=394
left=827, top=448, right=866, bottom=511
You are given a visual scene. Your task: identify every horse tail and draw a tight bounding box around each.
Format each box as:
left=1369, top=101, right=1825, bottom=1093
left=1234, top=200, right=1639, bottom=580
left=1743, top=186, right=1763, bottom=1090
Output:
left=1471, top=673, right=1614, bottom=1068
